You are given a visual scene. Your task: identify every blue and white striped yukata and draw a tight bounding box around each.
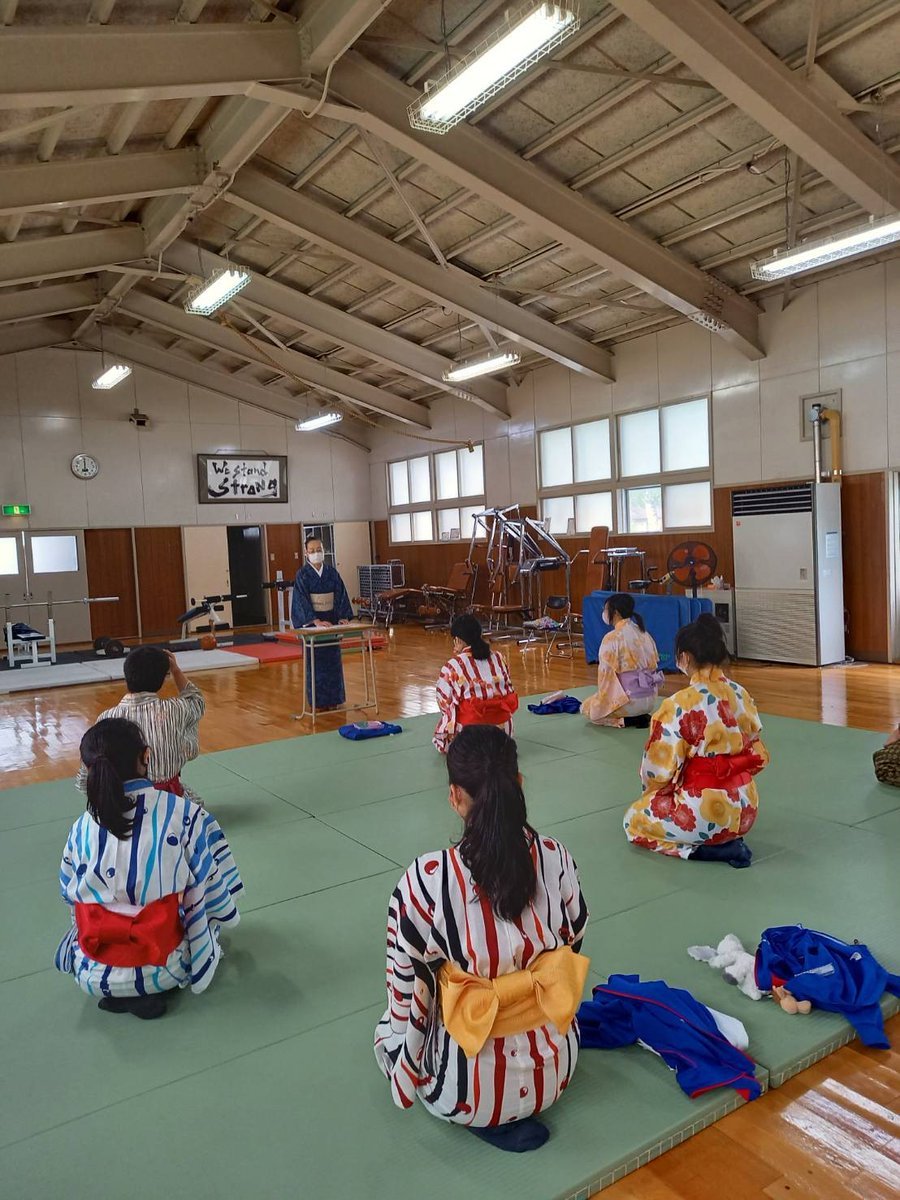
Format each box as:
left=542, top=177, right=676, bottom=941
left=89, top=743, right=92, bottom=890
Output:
left=55, top=780, right=242, bottom=999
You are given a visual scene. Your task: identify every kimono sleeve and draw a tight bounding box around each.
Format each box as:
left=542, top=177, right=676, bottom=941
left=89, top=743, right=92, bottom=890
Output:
left=560, top=845, right=589, bottom=954
left=290, top=570, right=315, bottom=627
left=734, top=685, right=770, bottom=769
left=182, top=806, right=243, bottom=993
left=58, top=823, right=81, bottom=907
left=432, top=661, right=459, bottom=752
left=373, top=862, right=439, bottom=1110
left=640, top=695, right=690, bottom=791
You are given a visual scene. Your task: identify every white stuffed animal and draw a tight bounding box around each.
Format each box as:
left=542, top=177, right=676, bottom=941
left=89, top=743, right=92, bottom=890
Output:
left=687, top=933, right=765, bottom=1001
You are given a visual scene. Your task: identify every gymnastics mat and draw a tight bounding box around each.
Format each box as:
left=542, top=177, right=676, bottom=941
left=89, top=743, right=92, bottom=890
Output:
left=0, top=648, right=255, bottom=694
left=2, top=701, right=898, bottom=1199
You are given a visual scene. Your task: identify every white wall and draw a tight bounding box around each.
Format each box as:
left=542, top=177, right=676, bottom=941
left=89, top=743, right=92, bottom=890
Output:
left=368, top=257, right=900, bottom=518
left=0, top=346, right=371, bottom=530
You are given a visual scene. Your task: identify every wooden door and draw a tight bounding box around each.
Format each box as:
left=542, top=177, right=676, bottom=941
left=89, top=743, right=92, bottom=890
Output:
left=182, top=525, right=232, bottom=628
left=134, top=527, right=186, bottom=637
left=333, top=521, right=372, bottom=612
left=84, top=529, right=139, bottom=640
left=265, top=523, right=302, bottom=623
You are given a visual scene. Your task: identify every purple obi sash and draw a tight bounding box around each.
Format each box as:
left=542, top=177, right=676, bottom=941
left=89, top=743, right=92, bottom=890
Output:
left=618, top=668, right=664, bottom=699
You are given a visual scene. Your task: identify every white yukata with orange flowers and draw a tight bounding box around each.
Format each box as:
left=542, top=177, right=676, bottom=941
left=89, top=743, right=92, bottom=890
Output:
left=581, top=617, right=662, bottom=727
left=374, top=834, right=589, bottom=1127
left=624, top=666, right=769, bottom=857
left=433, top=648, right=518, bottom=753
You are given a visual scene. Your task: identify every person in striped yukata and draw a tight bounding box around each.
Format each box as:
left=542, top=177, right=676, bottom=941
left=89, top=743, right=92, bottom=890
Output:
left=56, top=717, right=242, bottom=1020
left=75, top=645, right=205, bottom=802
left=432, top=615, right=519, bottom=753
left=375, top=726, right=589, bottom=1152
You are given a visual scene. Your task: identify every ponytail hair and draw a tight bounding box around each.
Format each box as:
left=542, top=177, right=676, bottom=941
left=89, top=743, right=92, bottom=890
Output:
left=606, top=592, right=645, bottom=633
left=675, top=611, right=728, bottom=668
left=79, top=717, right=148, bottom=840
left=450, top=613, right=491, bottom=661
left=448, top=726, right=536, bottom=921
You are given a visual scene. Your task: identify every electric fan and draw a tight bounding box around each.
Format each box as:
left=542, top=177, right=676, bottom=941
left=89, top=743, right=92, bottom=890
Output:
left=660, top=541, right=717, bottom=598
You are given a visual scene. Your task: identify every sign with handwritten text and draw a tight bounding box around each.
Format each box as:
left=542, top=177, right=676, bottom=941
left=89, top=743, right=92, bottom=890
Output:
left=197, top=455, right=288, bottom=504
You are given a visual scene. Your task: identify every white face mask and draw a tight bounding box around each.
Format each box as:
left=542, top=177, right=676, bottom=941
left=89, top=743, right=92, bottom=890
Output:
left=308, top=551, right=325, bottom=566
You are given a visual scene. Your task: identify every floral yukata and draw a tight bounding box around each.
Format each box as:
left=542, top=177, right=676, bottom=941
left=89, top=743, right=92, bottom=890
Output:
left=374, top=835, right=589, bottom=1127
left=432, top=648, right=518, bottom=753
left=581, top=618, right=662, bottom=727
left=624, top=667, right=769, bottom=858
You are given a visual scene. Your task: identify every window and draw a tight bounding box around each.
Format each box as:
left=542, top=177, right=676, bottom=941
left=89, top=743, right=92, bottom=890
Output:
left=31, top=534, right=79, bottom=573
left=538, top=401, right=711, bottom=535
left=0, top=536, right=19, bottom=576
left=388, top=446, right=485, bottom=544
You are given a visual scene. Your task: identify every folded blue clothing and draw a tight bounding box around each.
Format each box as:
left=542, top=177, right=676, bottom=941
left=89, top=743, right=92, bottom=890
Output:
left=578, top=973, right=761, bottom=1101
left=338, top=721, right=402, bottom=741
left=755, top=925, right=900, bottom=1049
left=527, top=695, right=582, bottom=715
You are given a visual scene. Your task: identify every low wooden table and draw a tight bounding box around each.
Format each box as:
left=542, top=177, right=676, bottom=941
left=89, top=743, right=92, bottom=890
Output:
left=279, top=622, right=380, bottom=727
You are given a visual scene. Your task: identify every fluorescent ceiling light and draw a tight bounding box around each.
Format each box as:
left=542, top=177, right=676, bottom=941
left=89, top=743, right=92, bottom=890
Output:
left=296, top=411, right=343, bottom=432
left=443, top=349, right=521, bottom=382
left=408, top=2, right=580, bottom=134
left=91, top=363, right=132, bottom=390
left=185, top=266, right=251, bottom=315
left=751, top=212, right=900, bottom=281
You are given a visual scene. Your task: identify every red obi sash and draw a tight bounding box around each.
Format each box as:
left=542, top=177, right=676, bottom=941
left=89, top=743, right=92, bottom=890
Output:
left=457, top=692, right=519, bottom=727
left=154, top=775, right=184, bottom=797
left=682, top=751, right=764, bottom=792
left=75, top=893, right=183, bottom=967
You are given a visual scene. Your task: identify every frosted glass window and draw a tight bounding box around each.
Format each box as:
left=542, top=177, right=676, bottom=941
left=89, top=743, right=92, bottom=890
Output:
left=409, top=457, right=431, bottom=504
left=32, top=534, right=79, bottom=574
left=625, top=486, right=662, bottom=534
left=390, top=513, right=411, bottom=543
left=460, top=504, right=483, bottom=540
left=575, top=492, right=613, bottom=533
left=573, top=419, right=611, bottom=482
left=412, top=510, right=433, bottom=542
left=438, top=507, right=459, bottom=538
left=664, top=481, right=711, bottom=528
left=539, top=427, right=573, bottom=488
left=435, top=451, right=459, bottom=500
left=0, top=537, right=19, bottom=575
left=661, top=398, right=709, bottom=472
left=619, top=409, right=660, bottom=478
left=542, top=495, right=575, bottom=535
left=389, top=461, right=409, bottom=507
left=458, top=444, right=484, bottom=497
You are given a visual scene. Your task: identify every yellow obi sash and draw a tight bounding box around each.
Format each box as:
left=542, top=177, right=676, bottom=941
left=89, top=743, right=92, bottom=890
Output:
left=439, top=946, right=590, bottom=1059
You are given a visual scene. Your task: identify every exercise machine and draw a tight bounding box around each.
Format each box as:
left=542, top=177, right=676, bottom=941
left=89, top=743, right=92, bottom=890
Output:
left=174, top=593, right=247, bottom=645
left=3, top=593, right=119, bottom=668
left=262, top=571, right=294, bottom=633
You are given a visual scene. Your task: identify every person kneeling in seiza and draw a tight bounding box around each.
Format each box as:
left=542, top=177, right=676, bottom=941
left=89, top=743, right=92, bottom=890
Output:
left=374, top=725, right=589, bottom=1152
left=581, top=592, right=662, bottom=729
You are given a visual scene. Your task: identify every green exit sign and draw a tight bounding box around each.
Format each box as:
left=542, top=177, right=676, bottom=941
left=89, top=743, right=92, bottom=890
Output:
left=2, top=504, right=31, bottom=516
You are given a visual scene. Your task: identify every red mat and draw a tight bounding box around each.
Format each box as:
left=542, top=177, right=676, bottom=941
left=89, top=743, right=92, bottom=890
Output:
left=227, top=642, right=301, bottom=663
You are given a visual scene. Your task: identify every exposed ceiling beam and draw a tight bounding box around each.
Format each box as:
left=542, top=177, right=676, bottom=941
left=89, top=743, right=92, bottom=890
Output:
left=0, top=149, right=203, bottom=218
left=85, top=324, right=370, bottom=451
left=0, top=24, right=305, bottom=108
left=298, top=0, right=393, bottom=77
left=229, top=165, right=616, bottom=380
left=164, top=240, right=509, bottom=418
left=0, top=280, right=98, bottom=325
left=0, top=226, right=145, bottom=288
left=116, top=289, right=431, bottom=429
left=608, top=0, right=900, bottom=215
left=328, top=54, right=762, bottom=358
left=0, top=317, right=75, bottom=357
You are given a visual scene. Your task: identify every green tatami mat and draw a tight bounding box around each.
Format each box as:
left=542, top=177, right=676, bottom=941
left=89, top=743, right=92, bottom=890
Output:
left=0, top=1004, right=760, bottom=1200
left=2, top=700, right=897, bottom=1199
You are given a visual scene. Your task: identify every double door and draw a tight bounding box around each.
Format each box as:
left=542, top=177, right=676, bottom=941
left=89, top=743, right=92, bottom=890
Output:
left=0, top=529, right=92, bottom=644
left=182, top=525, right=268, bottom=630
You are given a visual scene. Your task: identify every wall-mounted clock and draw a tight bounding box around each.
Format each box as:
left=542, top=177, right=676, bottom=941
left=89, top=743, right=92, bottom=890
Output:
left=71, top=454, right=100, bottom=480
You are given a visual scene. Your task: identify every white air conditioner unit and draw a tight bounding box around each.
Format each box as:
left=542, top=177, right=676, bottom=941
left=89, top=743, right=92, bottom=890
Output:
left=732, top=483, right=844, bottom=666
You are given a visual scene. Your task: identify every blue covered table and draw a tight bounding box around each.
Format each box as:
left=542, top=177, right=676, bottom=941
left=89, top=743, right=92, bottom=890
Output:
left=582, top=591, right=714, bottom=669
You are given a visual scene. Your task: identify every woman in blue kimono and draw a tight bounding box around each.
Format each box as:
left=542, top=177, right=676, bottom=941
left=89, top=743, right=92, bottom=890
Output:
left=291, top=536, right=354, bottom=709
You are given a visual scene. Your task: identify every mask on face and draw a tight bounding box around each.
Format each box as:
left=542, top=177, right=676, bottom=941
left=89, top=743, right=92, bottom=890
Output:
left=308, top=551, right=325, bottom=566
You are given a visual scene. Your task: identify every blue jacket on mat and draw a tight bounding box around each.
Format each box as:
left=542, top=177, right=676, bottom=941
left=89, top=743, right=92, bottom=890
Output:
left=577, top=974, right=761, bottom=1101
left=755, top=925, right=900, bottom=1049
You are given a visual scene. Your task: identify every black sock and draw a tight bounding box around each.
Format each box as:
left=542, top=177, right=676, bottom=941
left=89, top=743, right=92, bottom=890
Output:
left=98, top=993, right=168, bottom=1020
left=690, top=838, right=752, bottom=868
left=470, top=1118, right=549, bottom=1152
left=623, top=715, right=651, bottom=729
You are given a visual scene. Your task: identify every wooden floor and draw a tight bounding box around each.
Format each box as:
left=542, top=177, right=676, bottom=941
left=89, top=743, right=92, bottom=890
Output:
left=3, top=626, right=899, bottom=1198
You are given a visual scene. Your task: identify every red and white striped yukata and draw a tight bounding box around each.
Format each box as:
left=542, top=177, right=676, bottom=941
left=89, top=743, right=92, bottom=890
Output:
left=433, top=648, right=518, bottom=753
left=374, top=835, right=589, bottom=1127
